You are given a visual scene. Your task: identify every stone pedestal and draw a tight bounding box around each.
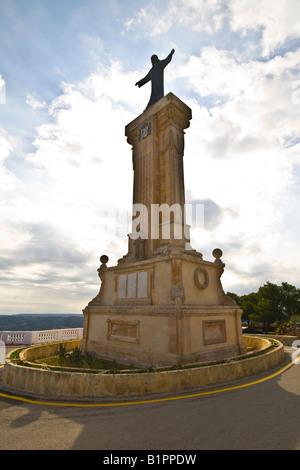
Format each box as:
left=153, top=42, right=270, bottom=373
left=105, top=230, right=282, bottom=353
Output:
left=82, top=93, right=246, bottom=367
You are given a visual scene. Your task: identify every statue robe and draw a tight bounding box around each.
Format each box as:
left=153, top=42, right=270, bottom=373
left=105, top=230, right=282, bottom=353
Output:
left=136, top=51, right=174, bottom=108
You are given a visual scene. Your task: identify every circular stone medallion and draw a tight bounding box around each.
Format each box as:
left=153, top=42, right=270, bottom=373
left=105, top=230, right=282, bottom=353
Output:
left=194, top=266, right=209, bottom=289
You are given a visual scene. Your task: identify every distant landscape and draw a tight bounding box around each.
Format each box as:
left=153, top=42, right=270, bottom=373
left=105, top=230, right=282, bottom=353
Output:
left=0, top=314, right=84, bottom=331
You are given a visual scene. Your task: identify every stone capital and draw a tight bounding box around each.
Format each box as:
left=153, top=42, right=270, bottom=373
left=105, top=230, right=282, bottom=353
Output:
left=125, top=92, right=192, bottom=146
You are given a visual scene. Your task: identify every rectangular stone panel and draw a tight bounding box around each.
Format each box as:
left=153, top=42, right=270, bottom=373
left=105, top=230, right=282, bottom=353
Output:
left=203, top=320, right=227, bottom=345
left=107, top=320, right=139, bottom=343
left=118, top=274, right=127, bottom=299
left=137, top=271, right=148, bottom=298
left=117, top=271, right=150, bottom=301
left=127, top=273, right=137, bottom=298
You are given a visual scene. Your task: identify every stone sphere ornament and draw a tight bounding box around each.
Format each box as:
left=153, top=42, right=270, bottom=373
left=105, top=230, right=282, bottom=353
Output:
left=212, top=248, right=223, bottom=260
left=100, top=255, right=109, bottom=265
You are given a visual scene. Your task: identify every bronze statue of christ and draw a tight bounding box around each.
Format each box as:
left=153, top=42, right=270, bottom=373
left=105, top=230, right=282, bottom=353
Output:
left=135, top=49, right=175, bottom=108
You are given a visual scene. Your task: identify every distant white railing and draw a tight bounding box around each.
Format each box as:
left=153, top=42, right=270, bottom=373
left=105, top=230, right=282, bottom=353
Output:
left=0, top=328, right=83, bottom=345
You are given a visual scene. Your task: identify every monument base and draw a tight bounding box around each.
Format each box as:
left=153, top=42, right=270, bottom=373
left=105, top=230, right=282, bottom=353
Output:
left=82, top=306, right=245, bottom=368
left=82, top=248, right=246, bottom=367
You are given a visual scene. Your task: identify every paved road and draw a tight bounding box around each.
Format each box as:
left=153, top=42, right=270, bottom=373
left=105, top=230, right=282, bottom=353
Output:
left=0, top=358, right=299, bottom=451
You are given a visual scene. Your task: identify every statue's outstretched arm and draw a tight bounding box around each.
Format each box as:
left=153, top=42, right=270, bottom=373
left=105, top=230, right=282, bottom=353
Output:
left=161, top=49, right=175, bottom=69
left=135, top=71, right=151, bottom=88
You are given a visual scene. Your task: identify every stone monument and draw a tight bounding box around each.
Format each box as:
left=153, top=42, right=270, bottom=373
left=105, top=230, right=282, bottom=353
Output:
left=82, top=51, right=245, bottom=367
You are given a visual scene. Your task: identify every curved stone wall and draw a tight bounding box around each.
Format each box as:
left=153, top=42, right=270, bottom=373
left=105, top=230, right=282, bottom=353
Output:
left=2, top=336, right=285, bottom=399
left=20, top=339, right=79, bottom=363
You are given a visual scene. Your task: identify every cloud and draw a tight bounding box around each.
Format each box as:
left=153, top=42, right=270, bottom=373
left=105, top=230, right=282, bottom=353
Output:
left=228, top=0, right=300, bottom=57
left=7, top=61, right=145, bottom=270
left=0, top=128, right=13, bottom=163
left=0, top=220, right=91, bottom=301
left=0, top=128, right=17, bottom=193
left=123, top=0, right=226, bottom=37
left=26, top=93, right=47, bottom=110
left=179, top=45, right=300, bottom=291
left=0, top=222, right=88, bottom=268
left=0, top=60, right=148, bottom=312
left=175, top=45, right=300, bottom=105
left=79, top=33, right=105, bottom=61
left=124, top=0, right=300, bottom=60
left=186, top=197, right=225, bottom=231
left=174, top=47, right=258, bottom=102
left=181, top=47, right=300, bottom=158
left=25, top=66, right=138, bottom=232
left=0, top=220, right=98, bottom=314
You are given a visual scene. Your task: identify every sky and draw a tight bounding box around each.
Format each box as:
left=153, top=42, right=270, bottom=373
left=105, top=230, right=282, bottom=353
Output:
left=0, top=0, right=300, bottom=314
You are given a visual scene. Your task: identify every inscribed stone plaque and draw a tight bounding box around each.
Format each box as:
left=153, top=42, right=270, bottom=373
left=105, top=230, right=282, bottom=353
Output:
left=107, top=320, right=139, bottom=343
left=118, top=274, right=127, bottom=299
left=137, top=271, right=148, bottom=298
left=203, top=320, right=226, bottom=345
left=127, top=273, right=137, bottom=298
left=111, top=322, right=136, bottom=338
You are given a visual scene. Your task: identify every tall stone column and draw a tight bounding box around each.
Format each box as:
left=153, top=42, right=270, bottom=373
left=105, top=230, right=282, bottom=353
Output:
left=123, top=93, right=192, bottom=262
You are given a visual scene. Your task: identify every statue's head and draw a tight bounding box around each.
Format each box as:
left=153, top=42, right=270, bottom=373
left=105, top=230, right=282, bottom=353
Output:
left=151, top=55, right=159, bottom=66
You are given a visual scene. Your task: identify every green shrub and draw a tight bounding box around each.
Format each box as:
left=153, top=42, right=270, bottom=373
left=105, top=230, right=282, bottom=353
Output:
left=84, top=351, right=97, bottom=368
left=57, top=343, right=67, bottom=359
left=70, top=345, right=82, bottom=363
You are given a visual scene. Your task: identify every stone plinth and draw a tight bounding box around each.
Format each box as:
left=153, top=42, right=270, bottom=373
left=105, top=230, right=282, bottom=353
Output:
left=82, top=93, right=246, bottom=367
left=82, top=248, right=245, bottom=366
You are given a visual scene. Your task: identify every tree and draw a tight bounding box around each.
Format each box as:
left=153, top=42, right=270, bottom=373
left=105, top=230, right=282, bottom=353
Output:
left=278, top=282, right=300, bottom=319
left=240, top=292, right=259, bottom=325
left=254, top=282, right=290, bottom=333
left=228, top=282, right=300, bottom=333
left=226, top=292, right=241, bottom=306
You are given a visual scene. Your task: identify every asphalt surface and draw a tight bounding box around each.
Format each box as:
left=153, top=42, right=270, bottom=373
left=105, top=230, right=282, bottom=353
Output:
left=0, top=353, right=299, bottom=451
